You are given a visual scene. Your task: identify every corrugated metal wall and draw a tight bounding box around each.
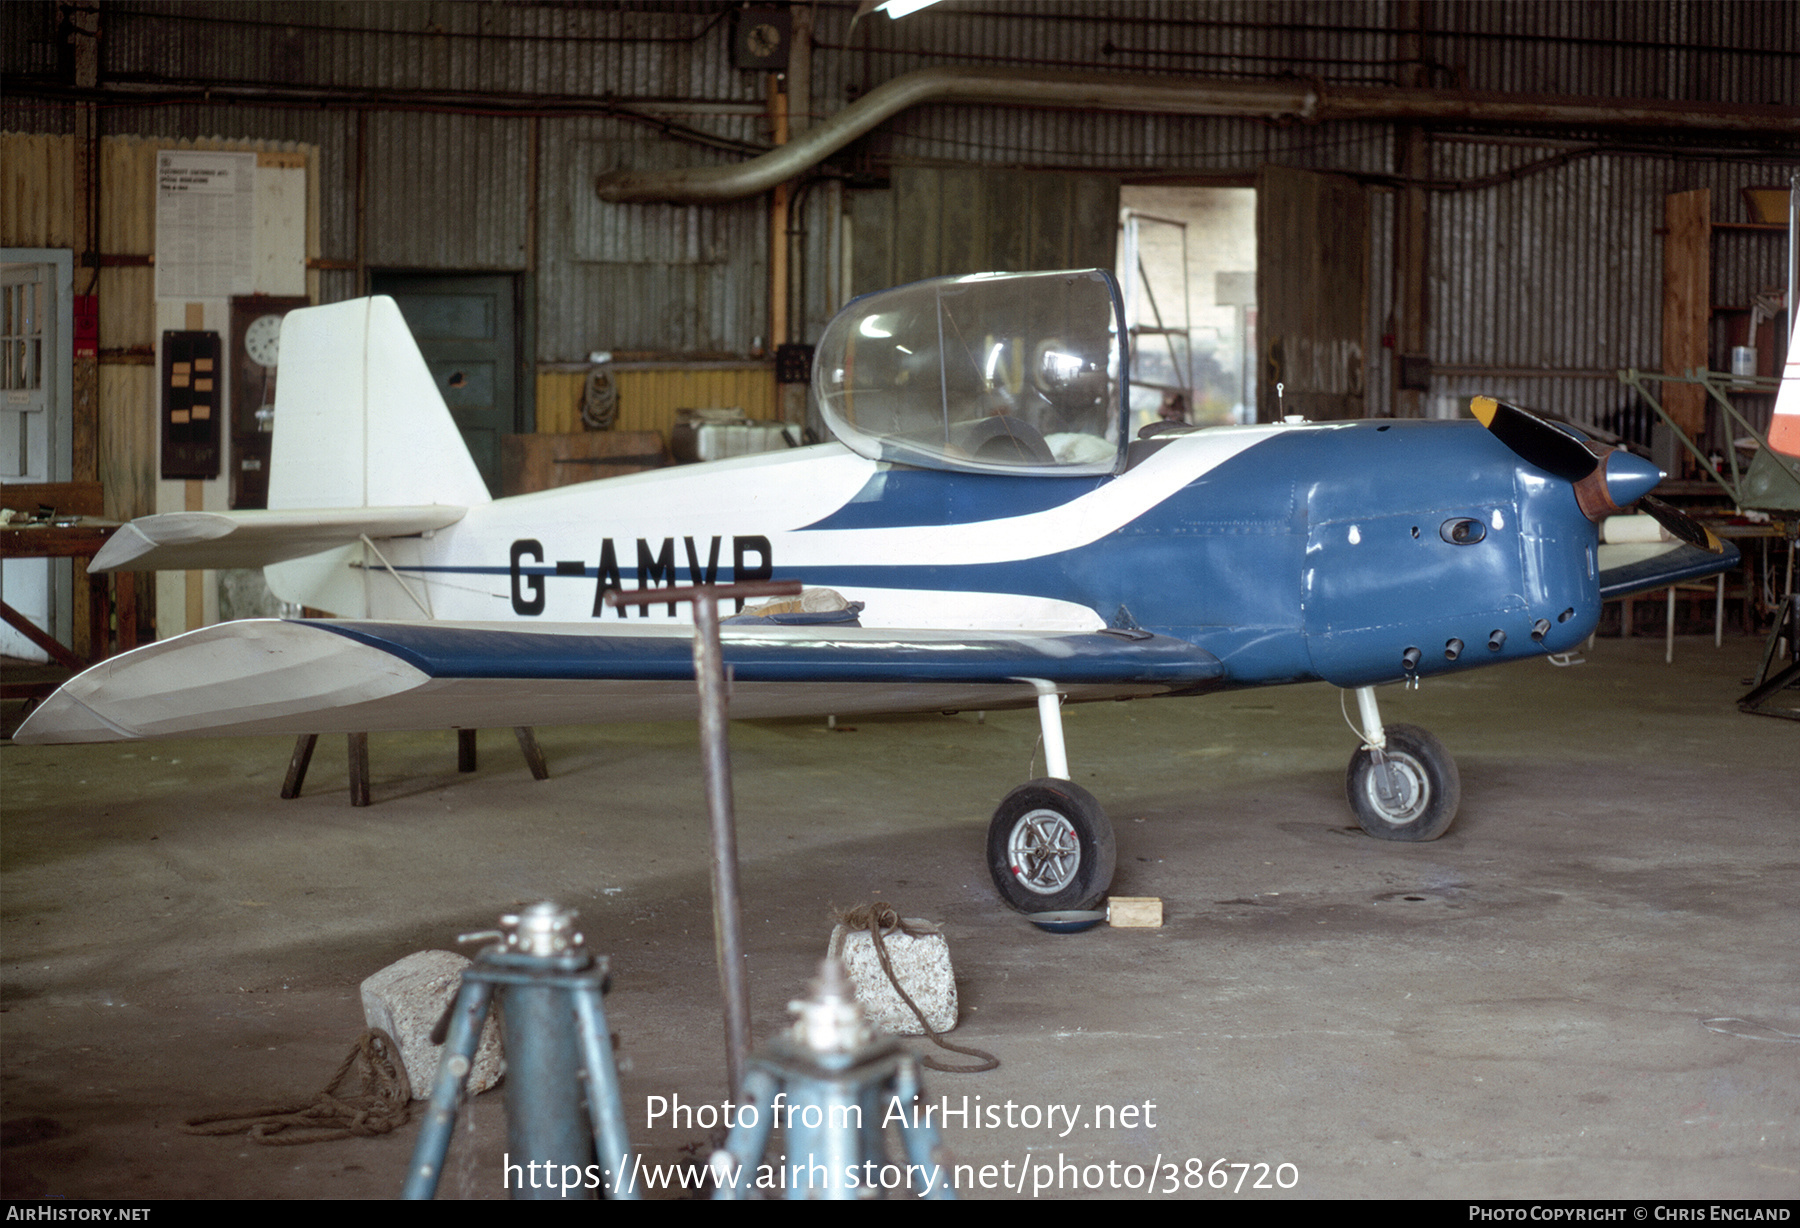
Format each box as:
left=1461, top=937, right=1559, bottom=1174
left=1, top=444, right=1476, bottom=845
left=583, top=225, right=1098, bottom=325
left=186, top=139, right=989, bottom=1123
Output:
left=1428, top=0, right=1796, bottom=103
left=546, top=118, right=769, bottom=359
left=816, top=1, right=1793, bottom=106
left=365, top=112, right=530, bottom=270
left=1429, top=141, right=1789, bottom=436
left=5, top=0, right=1794, bottom=450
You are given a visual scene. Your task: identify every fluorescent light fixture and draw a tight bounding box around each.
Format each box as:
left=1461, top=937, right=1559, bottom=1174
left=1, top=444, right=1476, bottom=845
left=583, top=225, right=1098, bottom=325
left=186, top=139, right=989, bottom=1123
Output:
left=877, top=0, right=942, bottom=19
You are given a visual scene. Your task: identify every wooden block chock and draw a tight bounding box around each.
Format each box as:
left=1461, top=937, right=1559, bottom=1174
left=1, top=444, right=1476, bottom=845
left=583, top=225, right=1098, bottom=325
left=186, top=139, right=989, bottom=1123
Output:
left=1108, top=897, right=1163, bottom=928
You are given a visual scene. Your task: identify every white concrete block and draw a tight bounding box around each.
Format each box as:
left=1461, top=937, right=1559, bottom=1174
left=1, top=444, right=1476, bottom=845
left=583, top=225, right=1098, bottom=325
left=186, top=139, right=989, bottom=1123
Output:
left=361, top=950, right=503, bottom=1100
left=828, top=920, right=956, bottom=1036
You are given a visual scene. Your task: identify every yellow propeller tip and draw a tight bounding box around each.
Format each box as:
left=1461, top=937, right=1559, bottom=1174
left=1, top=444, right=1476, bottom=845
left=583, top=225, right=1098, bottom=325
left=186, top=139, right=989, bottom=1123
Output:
left=1470, top=395, right=1498, bottom=427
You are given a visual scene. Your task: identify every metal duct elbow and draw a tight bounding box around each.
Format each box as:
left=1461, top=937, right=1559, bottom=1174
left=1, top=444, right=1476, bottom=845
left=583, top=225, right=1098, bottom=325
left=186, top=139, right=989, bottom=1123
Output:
left=593, top=68, right=1319, bottom=204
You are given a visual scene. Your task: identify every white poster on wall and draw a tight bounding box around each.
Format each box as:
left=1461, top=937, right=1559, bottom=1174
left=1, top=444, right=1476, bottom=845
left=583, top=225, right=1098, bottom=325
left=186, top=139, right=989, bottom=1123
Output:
left=155, top=150, right=256, bottom=299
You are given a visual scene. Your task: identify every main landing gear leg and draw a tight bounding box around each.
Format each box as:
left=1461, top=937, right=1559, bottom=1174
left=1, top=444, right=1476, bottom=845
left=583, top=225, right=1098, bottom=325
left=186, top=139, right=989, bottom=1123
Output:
left=1343, top=685, right=1461, bottom=842
left=985, top=682, right=1117, bottom=913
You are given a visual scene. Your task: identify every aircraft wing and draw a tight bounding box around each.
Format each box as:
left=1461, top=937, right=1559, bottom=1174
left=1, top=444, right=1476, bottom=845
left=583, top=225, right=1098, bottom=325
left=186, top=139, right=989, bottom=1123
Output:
left=1597, top=539, right=1741, bottom=601
left=1596, top=512, right=1740, bottom=601
left=90, top=506, right=468, bottom=573
left=12, top=619, right=1225, bottom=744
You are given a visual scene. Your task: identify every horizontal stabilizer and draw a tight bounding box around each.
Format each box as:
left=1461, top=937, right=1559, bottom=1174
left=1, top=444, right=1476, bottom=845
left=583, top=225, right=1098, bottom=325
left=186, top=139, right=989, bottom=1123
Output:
left=1598, top=538, right=1740, bottom=601
left=13, top=620, right=1224, bottom=744
left=90, top=507, right=467, bottom=573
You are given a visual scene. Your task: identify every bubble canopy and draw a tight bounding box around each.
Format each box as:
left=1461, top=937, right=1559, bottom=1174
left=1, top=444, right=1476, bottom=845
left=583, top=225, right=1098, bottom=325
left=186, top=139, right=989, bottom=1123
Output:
left=813, top=269, right=1129, bottom=477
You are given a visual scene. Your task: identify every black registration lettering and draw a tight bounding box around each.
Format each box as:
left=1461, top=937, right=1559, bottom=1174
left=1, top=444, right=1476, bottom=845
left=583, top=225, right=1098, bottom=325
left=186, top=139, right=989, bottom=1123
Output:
left=567, top=533, right=773, bottom=617
left=732, top=535, right=773, bottom=611
left=509, top=539, right=545, bottom=616
left=684, top=535, right=721, bottom=586
left=636, top=537, right=678, bottom=616
left=591, top=538, right=624, bottom=617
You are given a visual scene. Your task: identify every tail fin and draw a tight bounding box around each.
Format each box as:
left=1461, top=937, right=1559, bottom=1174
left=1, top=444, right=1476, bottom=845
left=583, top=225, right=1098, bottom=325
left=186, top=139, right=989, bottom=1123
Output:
left=269, top=297, right=491, bottom=511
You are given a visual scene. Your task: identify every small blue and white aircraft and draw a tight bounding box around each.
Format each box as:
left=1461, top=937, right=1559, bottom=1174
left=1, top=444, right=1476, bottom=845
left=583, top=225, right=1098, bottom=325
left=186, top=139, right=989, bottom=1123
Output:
left=15, top=270, right=1738, bottom=912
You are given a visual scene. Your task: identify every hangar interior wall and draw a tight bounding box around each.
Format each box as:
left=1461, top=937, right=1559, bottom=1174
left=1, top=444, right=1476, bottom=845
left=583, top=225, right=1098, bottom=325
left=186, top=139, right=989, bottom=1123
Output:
left=2, top=133, right=321, bottom=525
left=2, top=131, right=321, bottom=637
left=3, top=1, right=1795, bottom=636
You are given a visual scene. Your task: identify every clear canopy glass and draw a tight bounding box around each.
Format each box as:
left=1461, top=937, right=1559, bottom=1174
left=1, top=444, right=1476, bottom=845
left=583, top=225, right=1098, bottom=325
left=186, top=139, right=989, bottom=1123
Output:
left=813, top=269, right=1128, bottom=476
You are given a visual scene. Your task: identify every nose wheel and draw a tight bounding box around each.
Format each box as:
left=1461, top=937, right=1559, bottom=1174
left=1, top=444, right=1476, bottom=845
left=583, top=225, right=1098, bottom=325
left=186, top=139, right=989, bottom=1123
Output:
left=1345, top=722, right=1460, bottom=841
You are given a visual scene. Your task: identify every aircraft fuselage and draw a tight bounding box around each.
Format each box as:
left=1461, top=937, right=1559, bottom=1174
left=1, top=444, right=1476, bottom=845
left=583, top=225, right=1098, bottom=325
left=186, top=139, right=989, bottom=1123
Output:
left=334, top=417, right=1596, bottom=693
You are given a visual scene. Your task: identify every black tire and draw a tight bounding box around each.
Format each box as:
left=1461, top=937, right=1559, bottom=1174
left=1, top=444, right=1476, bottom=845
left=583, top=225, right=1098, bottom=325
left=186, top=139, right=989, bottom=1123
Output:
left=986, top=778, right=1116, bottom=912
left=1345, top=722, right=1460, bottom=842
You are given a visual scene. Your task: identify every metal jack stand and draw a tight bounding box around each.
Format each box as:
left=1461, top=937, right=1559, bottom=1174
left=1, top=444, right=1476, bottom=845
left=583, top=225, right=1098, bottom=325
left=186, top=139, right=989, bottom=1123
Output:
left=402, top=902, right=638, bottom=1200
left=1740, top=592, right=1800, bottom=719
left=605, top=579, right=801, bottom=1095
left=711, top=959, right=954, bottom=1200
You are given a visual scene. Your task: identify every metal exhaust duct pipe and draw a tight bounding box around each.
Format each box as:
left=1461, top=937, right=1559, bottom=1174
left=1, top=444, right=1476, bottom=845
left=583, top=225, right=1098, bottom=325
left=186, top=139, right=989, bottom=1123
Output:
left=595, top=66, right=1799, bottom=204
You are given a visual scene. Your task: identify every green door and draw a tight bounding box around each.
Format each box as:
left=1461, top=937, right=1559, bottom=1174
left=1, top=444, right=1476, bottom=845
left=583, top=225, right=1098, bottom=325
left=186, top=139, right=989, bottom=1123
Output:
left=369, top=272, right=519, bottom=497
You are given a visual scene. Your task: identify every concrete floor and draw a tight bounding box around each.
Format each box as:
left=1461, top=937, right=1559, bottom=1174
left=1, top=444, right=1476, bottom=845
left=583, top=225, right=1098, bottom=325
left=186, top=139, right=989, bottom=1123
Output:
left=1, top=636, right=1795, bottom=1200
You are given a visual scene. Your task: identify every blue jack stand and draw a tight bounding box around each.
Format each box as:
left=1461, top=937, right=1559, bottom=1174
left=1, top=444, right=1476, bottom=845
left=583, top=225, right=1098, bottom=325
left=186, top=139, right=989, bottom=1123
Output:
left=711, top=959, right=954, bottom=1200
left=401, top=902, right=639, bottom=1200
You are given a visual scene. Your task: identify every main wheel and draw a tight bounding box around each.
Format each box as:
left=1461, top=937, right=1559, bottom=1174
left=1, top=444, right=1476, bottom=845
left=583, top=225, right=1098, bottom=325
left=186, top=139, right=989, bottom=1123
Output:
left=1345, top=723, right=1460, bottom=842
left=986, top=778, right=1116, bottom=913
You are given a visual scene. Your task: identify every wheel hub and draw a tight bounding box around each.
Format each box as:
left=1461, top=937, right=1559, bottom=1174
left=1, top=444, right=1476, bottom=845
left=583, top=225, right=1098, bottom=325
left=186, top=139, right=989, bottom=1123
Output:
left=1362, top=751, right=1428, bottom=824
left=1007, top=808, right=1081, bottom=894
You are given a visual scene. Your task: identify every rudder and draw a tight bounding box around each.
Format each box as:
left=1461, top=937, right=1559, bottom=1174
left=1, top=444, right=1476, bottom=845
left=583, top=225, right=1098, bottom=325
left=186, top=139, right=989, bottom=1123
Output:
left=268, top=296, right=491, bottom=511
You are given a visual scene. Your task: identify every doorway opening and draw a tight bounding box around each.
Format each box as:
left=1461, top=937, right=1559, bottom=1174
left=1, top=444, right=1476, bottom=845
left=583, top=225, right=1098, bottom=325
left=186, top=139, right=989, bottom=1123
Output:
left=2, top=250, right=74, bottom=662
left=1117, top=187, right=1256, bottom=433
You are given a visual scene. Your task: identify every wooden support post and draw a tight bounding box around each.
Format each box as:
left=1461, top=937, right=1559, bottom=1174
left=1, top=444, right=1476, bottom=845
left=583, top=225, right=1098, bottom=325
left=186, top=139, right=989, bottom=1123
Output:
left=85, top=561, right=107, bottom=660
left=114, top=571, right=136, bottom=652
left=514, top=727, right=550, bottom=781
left=0, top=600, right=83, bottom=670
left=1662, top=189, right=1712, bottom=471
left=281, top=734, right=318, bottom=799
left=348, top=733, right=370, bottom=807
left=768, top=72, right=790, bottom=352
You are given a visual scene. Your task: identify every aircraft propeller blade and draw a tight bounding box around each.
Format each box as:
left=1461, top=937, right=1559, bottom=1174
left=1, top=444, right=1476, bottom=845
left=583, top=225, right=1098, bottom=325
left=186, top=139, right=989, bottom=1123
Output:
left=1470, top=395, right=1662, bottom=522
left=1469, top=394, right=1597, bottom=482
left=1637, top=493, right=1729, bottom=554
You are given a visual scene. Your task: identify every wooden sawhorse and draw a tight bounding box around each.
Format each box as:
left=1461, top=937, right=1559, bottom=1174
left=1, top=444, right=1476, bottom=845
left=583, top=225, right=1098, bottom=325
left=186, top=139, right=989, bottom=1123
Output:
left=280, top=727, right=550, bottom=807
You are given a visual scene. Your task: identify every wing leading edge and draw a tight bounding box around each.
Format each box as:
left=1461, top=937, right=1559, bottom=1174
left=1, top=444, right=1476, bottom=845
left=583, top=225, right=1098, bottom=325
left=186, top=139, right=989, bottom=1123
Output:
left=14, top=619, right=1225, bottom=744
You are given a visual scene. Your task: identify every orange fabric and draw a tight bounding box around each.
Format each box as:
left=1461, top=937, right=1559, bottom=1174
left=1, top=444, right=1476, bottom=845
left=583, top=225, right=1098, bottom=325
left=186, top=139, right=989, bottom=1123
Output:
left=1773, top=324, right=1800, bottom=457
